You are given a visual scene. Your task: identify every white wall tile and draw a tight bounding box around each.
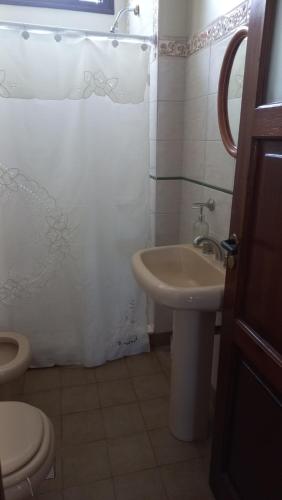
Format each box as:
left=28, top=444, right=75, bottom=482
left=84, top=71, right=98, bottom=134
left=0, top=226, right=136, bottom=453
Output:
left=206, top=93, right=221, bottom=141
left=155, top=213, right=180, bottom=246
left=149, top=57, right=159, bottom=103
left=149, top=140, right=157, bottom=174
left=157, top=101, right=184, bottom=141
left=184, top=96, right=208, bottom=141
left=149, top=100, right=158, bottom=140
left=149, top=178, right=156, bottom=213
left=159, top=0, right=189, bottom=37
left=156, top=180, right=181, bottom=214
left=182, top=140, right=206, bottom=181
left=149, top=213, right=156, bottom=246
left=127, top=0, right=156, bottom=36
left=205, top=141, right=235, bottom=192
left=186, top=0, right=243, bottom=37
left=156, top=140, right=183, bottom=177
left=158, top=56, right=186, bottom=101
left=185, top=47, right=210, bottom=100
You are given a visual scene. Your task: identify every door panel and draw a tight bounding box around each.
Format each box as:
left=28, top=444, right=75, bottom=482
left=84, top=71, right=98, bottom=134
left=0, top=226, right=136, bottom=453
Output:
left=226, top=360, right=281, bottom=500
left=240, top=141, right=282, bottom=355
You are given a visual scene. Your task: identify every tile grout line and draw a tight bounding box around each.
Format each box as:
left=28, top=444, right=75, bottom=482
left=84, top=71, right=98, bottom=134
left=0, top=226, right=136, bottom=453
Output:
left=22, top=358, right=174, bottom=497
left=131, top=354, right=173, bottom=498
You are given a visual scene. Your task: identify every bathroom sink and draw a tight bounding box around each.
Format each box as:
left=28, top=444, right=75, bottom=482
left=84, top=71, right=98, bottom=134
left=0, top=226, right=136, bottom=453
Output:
left=132, top=243, right=226, bottom=442
left=132, top=244, right=225, bottom=311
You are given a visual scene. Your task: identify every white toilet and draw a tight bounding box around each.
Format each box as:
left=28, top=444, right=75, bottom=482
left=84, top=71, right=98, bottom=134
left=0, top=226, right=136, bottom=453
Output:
left=0, top=332, right=55, bottom=500
left=0, top=332, right=31, bottom=384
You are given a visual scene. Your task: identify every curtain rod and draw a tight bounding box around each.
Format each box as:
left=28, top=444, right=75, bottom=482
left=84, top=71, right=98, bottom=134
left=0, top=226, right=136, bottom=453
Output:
left=0, top=20, right=156, bottom=44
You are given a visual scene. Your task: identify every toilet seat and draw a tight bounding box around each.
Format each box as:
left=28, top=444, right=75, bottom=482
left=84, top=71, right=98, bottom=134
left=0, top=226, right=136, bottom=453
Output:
left=0, top=402, right=44, bottom=476
left=0, top=332, right=31, bottom=384
left=0, top=402, right=55, bottom=500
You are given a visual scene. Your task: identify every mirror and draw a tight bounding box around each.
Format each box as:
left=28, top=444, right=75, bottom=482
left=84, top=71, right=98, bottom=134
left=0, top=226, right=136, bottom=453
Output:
left=228, top=37, right=247, bottom=145
left=218, top=27, right=248, bottom=158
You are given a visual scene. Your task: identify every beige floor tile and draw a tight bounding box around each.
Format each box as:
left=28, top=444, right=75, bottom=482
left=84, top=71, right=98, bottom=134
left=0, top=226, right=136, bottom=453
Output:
left=126, top=353, right=161, bottom=377
left=155, top=350, right=171, bottom=377
left=63, top=478, right=115, bottom=500
left=133, top=374, right=169, bottom=401
left=0, top=375, right=25, bottom=400
left=62, top=441, right=111, bottom=488
left=149, top=428, right=207, bottom=466
left=102, top=403, right=144, bottom=438
left=160, top=459, right=215, bottom=500
left=51, top=416, right=62, bottom=448
left=24, top=368, right=61, bottom=393
left=22, top=390, right=61, bottom=417
left=62, top=410, right=105, bottom=445
left=98, top=379, right=136, bottom=408
left=60, top=367, right=96, bottom=387
left=95, top=358, right=129, bottom=382
left=114, top=469, right=167, bottom=500
left=108, top=432, right=156, bottom=476
left=38, top=453, right=63, bottom=494
left=62, top=385, right=99, bottom=414
left=139, top=398, right=169, bottom=430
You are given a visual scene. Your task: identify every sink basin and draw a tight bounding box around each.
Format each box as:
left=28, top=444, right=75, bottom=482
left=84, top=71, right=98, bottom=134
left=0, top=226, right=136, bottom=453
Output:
left=132, top=244, right=226, bottom=442
left=132, top=244, right=225, bottom=311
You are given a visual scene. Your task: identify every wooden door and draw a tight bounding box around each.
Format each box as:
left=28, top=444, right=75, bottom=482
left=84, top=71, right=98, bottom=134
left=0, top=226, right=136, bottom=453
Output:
left=0, top=466, right=4, bottom=500
left=210, top=1, right=282, bottom=499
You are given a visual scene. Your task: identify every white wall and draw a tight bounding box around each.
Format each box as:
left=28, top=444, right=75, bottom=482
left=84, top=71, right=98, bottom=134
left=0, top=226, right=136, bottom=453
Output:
left=187, top=0, right=246, bottom=35
left=127, top=0, right=156, bottom=36
left=159, top=0, right=188, bottom=37
left=0, top=0, right=127, bottom=31
left=0, top=0, right=156, bottom=33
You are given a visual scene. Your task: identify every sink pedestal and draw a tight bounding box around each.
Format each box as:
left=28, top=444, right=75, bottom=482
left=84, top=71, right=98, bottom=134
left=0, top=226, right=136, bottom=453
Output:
left=169, top=310, right=215, bottom=441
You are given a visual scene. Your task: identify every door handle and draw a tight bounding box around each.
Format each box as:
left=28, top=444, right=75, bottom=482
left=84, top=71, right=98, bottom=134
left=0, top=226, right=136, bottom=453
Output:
left=221, top=234, right=239, bottom=269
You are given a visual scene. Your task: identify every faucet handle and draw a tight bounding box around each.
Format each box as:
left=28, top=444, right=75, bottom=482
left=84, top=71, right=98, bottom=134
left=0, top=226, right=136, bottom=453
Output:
left=192, top=199, right=215, bottom=212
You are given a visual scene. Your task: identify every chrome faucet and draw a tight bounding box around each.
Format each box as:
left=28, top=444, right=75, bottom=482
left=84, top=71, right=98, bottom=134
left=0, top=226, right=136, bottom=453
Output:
left=193, top=235, right=224, bottom=262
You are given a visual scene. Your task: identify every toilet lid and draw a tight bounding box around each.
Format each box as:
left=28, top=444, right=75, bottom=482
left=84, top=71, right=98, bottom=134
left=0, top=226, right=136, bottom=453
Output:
left=0, top=402, right=44, bottom=476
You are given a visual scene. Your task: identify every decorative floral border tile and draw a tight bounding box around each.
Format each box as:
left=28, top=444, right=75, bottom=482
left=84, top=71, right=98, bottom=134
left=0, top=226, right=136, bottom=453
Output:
left=159, top=0, right=251, bottom=58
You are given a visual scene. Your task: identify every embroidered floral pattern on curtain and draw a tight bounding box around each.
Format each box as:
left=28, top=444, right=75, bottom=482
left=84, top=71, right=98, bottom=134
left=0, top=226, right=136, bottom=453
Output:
left=0, top=29, right=151, bottom=366
left=0, top=30, right=150, bottom=103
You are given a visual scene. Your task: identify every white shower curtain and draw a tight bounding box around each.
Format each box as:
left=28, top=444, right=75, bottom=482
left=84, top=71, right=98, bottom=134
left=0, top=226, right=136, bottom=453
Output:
left=0, top=29, right=150, bottom=366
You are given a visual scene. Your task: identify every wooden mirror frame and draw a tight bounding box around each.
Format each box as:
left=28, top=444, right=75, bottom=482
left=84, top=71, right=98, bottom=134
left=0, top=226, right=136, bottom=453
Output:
left=218, top=27, right=248, bottom=158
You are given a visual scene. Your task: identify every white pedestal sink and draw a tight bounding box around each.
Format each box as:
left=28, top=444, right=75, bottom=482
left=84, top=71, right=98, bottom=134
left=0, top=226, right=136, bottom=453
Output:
left=132, top=244, right=225, bottom=441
